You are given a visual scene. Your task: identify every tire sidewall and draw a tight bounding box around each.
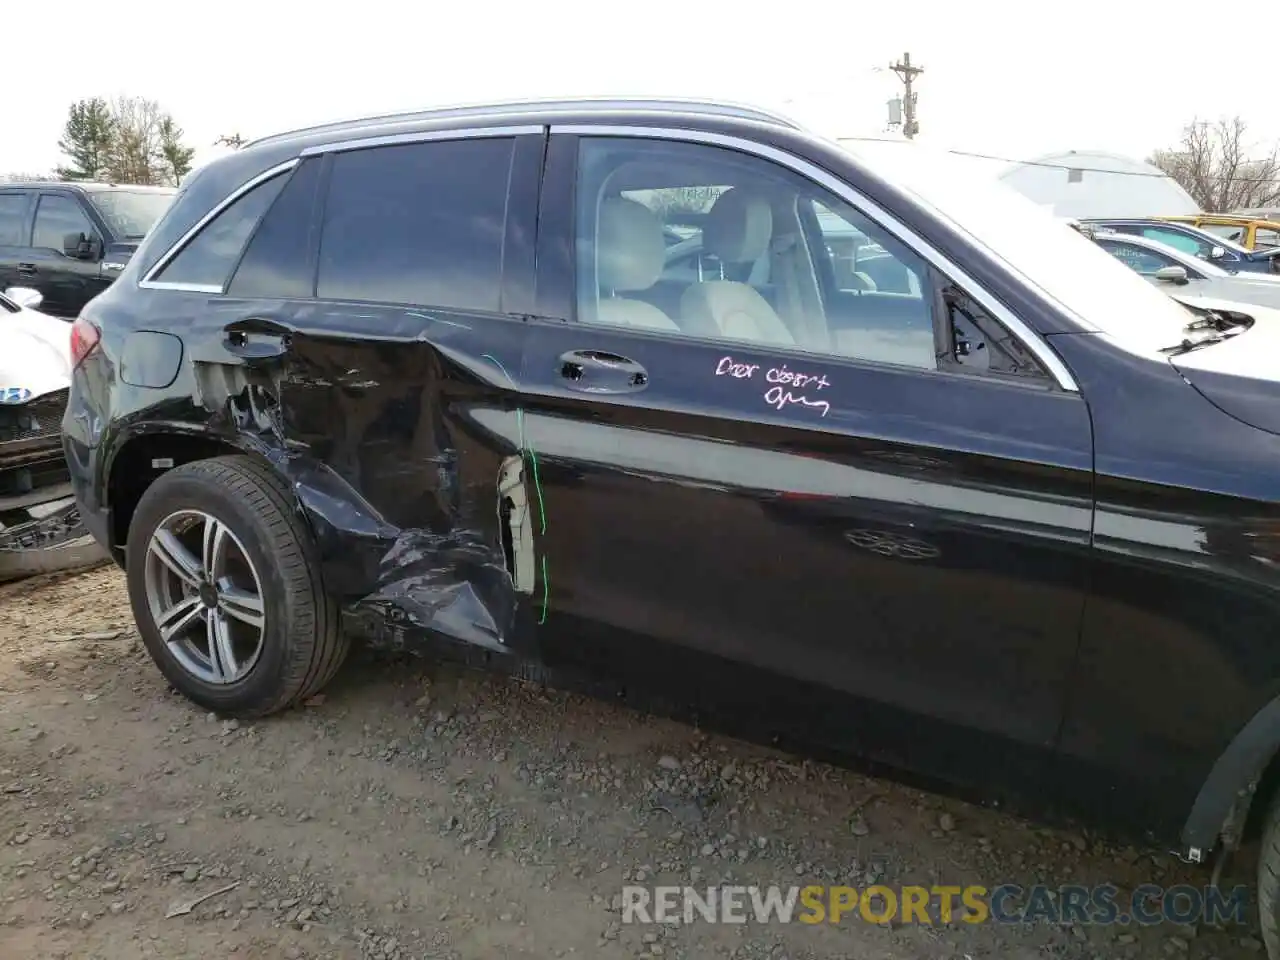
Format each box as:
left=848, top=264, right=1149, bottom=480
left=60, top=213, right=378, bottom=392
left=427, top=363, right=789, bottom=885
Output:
left=125, top=465, right=302, bottom=714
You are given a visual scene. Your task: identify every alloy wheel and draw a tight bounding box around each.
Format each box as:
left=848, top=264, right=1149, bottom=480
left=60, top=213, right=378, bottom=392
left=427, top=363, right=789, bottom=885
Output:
left=143, top=510, right=266, bottom=685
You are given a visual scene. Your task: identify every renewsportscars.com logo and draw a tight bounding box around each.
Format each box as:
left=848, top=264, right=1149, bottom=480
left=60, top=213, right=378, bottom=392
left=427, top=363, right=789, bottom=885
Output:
left=621, top=883, right=1250, bottom=927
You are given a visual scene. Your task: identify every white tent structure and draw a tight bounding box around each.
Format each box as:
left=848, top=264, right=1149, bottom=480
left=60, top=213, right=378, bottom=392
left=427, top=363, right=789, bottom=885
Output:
left=997, top=150, right=1199, bottom=219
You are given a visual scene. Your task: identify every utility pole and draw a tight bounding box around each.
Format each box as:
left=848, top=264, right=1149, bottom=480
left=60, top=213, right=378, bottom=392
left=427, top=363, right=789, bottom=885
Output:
left=889, top=52, right=923, bottom=139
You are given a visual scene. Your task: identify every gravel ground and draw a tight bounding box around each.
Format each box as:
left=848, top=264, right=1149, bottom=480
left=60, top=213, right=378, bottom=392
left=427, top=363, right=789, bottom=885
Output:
left=0, top=565, right=1266, bottom=959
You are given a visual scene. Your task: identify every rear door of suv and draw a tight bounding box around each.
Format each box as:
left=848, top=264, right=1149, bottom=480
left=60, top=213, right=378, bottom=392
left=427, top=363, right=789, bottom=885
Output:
left=0, top=188, right=34, bottom=294
left=137, top=127, right=548, bottom=655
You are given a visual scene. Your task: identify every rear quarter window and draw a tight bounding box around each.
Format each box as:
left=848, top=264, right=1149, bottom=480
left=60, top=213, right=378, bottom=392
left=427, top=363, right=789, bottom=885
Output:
left=150, top=172, right=290, bottom=289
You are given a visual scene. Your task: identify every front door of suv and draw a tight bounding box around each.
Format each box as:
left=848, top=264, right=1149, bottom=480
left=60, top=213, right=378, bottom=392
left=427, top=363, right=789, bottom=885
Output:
left=27, top=192, right=108, bottom=318
left=520, top=130, right=1097, bottom=797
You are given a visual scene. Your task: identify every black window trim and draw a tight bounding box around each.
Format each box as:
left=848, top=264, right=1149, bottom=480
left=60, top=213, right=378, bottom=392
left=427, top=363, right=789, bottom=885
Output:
left=551, top=123, right=1079, bottom=393
left=140, top=159, right=301, bottom=292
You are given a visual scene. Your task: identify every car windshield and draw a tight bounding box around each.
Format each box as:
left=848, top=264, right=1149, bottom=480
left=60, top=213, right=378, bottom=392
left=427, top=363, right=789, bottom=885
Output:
left=839, top=139, right=1202, bottom=355
left=87, top=190, right=175, bottom=239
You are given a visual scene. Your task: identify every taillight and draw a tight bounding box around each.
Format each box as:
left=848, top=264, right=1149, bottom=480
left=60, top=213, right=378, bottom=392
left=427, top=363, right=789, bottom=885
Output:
left=70, top=317, right=101, bottom=369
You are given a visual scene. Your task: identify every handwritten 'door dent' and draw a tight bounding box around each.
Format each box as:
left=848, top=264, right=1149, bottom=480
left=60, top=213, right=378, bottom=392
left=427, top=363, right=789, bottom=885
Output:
left=714, top=355, right=832, bottom=418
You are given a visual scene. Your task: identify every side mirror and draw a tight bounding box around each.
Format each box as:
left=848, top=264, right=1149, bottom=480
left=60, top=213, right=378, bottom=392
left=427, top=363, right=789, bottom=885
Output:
left=1154, top=265, right=1190, bottom=285
left=1210, top=245, right=1227, bottom=260
left=62, top=231, right=101, bottom=260
left=4, top=286, right=44, bottom=310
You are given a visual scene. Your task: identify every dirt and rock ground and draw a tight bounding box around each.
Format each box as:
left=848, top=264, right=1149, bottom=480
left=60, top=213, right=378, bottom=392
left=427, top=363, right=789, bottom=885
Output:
left=0, top=565, right=1267, bottom=959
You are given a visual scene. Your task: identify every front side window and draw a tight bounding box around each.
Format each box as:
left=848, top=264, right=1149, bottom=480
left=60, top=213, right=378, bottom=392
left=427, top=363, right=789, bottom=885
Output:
left=1097, top=239, right=1181, bottom=276
left=33, top=195, right=96, bottom=253
left=152, top=172, right=288, bottom=288
left=0, top=194, right=26, bottom=246
left=573, top=137, right=940, bottom=371
left=1198, top=222, right=1246, bottom=243
left=1141, top=227, right=1212, bottom=258
left=315, top=137, right=513, bottom=312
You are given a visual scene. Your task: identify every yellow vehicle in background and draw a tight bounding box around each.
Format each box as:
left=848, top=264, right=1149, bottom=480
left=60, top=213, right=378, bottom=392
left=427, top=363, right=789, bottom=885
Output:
left=1158, top=214, right=1280, bottom=250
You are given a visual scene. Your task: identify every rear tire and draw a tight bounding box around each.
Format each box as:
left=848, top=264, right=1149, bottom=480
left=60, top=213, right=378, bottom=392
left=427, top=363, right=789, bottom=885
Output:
left=1258, top=797, right=1280, bottom=958
left=125, top=455, right=347, bottom=717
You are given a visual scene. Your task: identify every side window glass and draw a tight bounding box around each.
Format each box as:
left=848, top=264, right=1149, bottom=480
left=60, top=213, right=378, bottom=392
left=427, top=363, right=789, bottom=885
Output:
left=153, top=172, right=288, bottom=288
left=0, top=194, right=26, bottom=245
left=1256, top=228, right=1280, bottom=249
left=805, top=200, right=934, bottom=368
left=227, top=159, right=322, bottom=299
left=33, top=195, right=96, bottom=253
left=316, top=138, right=513, bottom=311
left=1099, top=240, right=1175, bottom=275
left=573, top=137, right=937, bottom=371
left=1201, top=223, right=1243, bottom=242
left=1142, top=227, right=1204, bottom=257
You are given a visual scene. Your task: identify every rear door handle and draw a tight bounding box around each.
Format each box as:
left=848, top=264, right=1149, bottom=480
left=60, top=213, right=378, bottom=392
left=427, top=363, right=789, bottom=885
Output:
left=557, top=349, right=648, bottom=394
left=223, top=318, right=291, bottom=363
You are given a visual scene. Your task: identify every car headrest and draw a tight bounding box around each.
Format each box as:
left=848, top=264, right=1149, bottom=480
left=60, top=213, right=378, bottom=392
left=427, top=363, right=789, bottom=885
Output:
left=597, top=197, right=665, bottom=292
left=704, top=188, right=773, bottom=263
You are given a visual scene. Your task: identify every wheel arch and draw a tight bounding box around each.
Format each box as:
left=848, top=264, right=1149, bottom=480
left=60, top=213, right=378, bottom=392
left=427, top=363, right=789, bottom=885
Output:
left=105, top=424, right=402, bottom=602
left=1183, top=694, right=1280, bottom=854
left=105, top=425, right=277, bottom=552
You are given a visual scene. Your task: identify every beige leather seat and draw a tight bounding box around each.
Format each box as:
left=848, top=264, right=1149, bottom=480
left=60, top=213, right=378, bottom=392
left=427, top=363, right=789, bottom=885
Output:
left=593, top=197, right=678, bottom=331
left=680, top=189, right=795, bottom=345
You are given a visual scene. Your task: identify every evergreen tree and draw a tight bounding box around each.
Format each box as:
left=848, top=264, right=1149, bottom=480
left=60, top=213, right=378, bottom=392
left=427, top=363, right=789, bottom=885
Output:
left=55, top=98, right=115, bottom=181
left=158, top=116, right=196, bottom=185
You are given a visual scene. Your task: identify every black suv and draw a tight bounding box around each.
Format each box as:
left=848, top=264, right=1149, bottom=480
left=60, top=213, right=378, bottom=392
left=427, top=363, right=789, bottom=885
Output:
left=0, top=181, right=175, bottom=318
left=60, top=98, right=1280, bottom=952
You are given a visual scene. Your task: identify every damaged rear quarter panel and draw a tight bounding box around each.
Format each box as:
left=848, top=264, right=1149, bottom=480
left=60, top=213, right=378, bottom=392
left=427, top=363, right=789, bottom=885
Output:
left=107, top=294, right=537, bottom=657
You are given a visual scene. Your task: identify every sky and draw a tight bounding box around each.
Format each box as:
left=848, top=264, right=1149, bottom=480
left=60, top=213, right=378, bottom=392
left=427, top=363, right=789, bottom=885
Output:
left=6, top=0, right=1279, bottom=179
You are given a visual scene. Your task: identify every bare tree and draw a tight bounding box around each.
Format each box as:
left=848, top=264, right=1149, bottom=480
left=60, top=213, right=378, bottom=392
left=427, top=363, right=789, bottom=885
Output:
left=215, top=133, right=248, bottom=149
left=1150, top=117, right=1280, bottom=212
left=106, top=96, right=166, bottom=186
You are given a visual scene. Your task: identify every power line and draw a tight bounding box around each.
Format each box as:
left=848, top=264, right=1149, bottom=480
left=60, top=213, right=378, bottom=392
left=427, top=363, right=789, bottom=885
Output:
left=835, top=136, right=1280, bottom=186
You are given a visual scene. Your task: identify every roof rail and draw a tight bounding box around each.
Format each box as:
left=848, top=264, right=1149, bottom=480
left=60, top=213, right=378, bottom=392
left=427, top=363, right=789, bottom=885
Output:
left=245, top=97, right=803, bottom=150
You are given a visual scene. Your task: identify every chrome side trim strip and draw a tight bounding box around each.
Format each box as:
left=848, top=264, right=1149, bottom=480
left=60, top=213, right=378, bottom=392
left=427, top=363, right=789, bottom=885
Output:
left=137, top=281, right=222, bottom=294
left=300, top=124, right=544, bottom=158
left=551, top=123, right=1080, bottom=393
left=140, top=159, right=300, bottom=286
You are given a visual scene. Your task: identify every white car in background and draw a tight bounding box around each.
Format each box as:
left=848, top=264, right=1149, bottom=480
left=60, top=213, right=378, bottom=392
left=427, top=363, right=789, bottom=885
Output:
left=0, top=287, right=106, bottom=580
left=1089, top=229, right=1280, bottom=311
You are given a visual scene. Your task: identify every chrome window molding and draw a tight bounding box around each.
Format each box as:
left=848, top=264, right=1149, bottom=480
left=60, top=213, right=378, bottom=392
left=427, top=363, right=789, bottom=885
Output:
left=552, top=123, right=1081, bottom=393
left=139, top=280, right=222, bottom=294
left=139, top=158, right=301, bottom=288
left=300, top=124, right=544, bottom=158
left=248, top=98, right=801, bottom=149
